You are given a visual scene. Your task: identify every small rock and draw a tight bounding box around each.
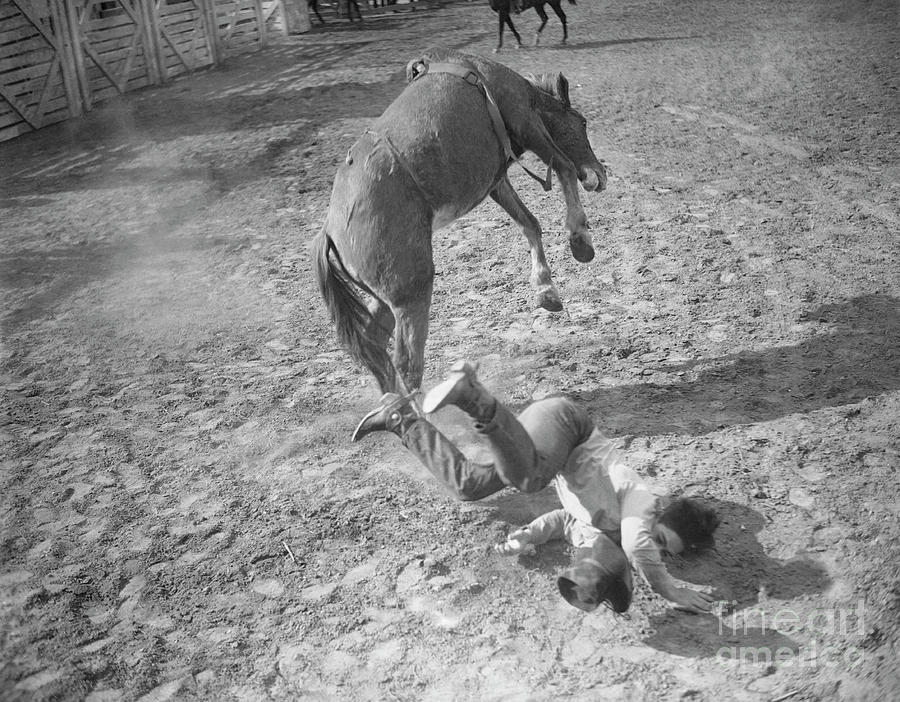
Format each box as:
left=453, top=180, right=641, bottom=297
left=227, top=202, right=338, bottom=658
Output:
left=251, top=578, right=285, bottom=597
left=789, top=487, right=815, bottom=509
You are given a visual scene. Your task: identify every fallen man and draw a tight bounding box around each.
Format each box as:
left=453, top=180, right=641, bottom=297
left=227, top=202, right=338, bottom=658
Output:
left=354, top=361, right=720, bottom=614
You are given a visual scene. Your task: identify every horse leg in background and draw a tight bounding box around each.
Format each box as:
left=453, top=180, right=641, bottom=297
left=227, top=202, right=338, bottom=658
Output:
left=308, top=0, right=325, bottom=23
left=549, top=0, right=569, bottom=44
left=391, top=285, right=434, bottom=395
left=533, top=5, right=549, bottom=46
left=490, top=177, right=563, bottom=312
left=495, top=8, right=523, bottom=53
left=348, top=0, right=364, bottom=20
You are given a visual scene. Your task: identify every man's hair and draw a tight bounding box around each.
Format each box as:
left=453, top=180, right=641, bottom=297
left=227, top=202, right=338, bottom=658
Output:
left=658, top=498, right=720, bottom=552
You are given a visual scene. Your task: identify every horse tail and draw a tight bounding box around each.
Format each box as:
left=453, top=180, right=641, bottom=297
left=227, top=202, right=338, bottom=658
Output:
left=312, top=230, right=396, bottom=390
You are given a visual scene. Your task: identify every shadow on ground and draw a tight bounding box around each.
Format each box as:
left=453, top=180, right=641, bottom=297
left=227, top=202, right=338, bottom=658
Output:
left=577, top=294, right=900, bottom=436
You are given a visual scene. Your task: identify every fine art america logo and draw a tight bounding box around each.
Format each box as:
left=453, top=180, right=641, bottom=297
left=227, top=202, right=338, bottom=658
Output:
left=714, top=601, right=867, bottom=668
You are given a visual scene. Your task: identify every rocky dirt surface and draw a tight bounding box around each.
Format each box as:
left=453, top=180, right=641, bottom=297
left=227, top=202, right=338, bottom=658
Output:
left=1, top=0, right=898, bottom=700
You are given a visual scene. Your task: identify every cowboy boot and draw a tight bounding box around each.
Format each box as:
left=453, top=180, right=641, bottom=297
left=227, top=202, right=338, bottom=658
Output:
left=421, top=361, right=497, bottom=424
left=352, top=391, right=418, bottom=442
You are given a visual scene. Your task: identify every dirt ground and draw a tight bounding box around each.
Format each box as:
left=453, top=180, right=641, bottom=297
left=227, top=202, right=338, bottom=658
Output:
left=1, top=0, right=899, bottom=700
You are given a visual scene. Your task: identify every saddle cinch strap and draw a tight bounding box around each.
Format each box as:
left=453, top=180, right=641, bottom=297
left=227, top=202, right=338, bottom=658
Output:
left=413, top=60, right=553, bottom=192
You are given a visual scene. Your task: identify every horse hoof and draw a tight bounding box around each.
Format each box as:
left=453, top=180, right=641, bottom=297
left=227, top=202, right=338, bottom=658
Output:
left=537, top=291, right=563, bottom=312
left=569, top=236, right=595, bottom=263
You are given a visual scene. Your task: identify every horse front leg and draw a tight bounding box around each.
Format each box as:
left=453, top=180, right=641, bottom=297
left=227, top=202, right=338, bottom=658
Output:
left=496, top=11, right=522, bottom=52
left=558, top=170, right=595, bottom=262
left=506, top=15, right=523, bottom=48
left=490, top=177, right=563, bottom=312
left=520, top=122, right=597, bottom=263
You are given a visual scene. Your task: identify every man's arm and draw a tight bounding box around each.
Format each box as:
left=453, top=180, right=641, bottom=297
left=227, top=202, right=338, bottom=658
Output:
left=620, top=491, right=716, bottom=614
left=495, top=509, right=568, bottom=555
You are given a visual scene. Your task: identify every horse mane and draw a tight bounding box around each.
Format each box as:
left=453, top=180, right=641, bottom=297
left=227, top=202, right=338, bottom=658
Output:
left=524, top=72, right=570, bottom=108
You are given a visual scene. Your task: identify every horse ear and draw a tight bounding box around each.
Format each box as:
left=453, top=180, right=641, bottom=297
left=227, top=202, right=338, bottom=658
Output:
left=406, top=59, right=427, bottom=83
left=556, top=73, right=571, bottom=108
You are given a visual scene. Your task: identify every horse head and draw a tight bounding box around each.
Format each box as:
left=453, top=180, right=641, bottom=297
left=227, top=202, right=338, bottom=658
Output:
left=526, top=72, right=607, bottom=193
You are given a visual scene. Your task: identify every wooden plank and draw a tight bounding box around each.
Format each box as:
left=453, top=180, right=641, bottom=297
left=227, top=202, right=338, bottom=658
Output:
left=0, top=34, right=50, bottom=56
left=31, top=54, right=60, bottom=127
left=0, top=52, right=55, bottom=75
left=161, top=15, right=205, bottom=34
left=0, top=110, right=22, bottom=131
left=116, top=0, right=141, bottom=25
left=81, top=37, right=123, bottom=92
left=1, top=3, right=29, bottom=21
left=0, top=80, right=37, bottom=127
left=113, top=19, right=141, bottom=88
left=82, top=21, right=139, bottom=40
left=9, top=0, right=58, bottom=49
left=0, top=17, right=42, bottom=42
left=0, top=121, right=34, bottom=142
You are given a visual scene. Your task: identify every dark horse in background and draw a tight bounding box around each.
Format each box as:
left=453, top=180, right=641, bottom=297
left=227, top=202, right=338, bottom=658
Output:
left=490, top=0, right=576, bottom=52
left=313, top=47, right=606, bottom=397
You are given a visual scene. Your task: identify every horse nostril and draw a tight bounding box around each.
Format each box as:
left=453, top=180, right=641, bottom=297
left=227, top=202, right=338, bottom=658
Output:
left=581, top=169, right=600, bottom=191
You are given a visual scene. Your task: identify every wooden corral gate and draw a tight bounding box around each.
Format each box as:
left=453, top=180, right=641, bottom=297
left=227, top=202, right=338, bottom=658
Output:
left=0, top=0, right=288, bottom=142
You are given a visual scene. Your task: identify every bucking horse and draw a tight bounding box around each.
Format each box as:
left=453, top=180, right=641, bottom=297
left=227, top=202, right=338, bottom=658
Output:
left=313, top=47, right=606, bottom=399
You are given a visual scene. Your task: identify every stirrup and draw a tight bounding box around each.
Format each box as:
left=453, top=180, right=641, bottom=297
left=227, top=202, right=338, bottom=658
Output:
left=351, top=390, right=418, bottom=442
left=422, top=361, right=479, bottom=415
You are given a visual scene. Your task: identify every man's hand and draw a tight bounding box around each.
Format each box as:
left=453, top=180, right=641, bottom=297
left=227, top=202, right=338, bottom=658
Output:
left=670, top=587, right=717, bottom=613
left=494, top=532, right=536, bottom=556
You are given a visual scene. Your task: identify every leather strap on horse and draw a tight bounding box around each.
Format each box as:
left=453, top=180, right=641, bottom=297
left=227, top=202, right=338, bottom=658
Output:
left=412, top=60, right=553, bottom=192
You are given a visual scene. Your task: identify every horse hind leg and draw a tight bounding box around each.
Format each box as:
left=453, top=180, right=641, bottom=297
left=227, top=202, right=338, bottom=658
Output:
left=550, top=2, right=568, bottom=43
left=391, top=286, right=433, bottom=395
left=364, top=299, right=398, bottom=394
left=533, top=6, right=549, bottom=46
left=490, top=177, right=563, bottom=312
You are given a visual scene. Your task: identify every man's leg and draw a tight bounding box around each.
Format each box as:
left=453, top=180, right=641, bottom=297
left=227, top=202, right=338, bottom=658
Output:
left=424, top=362, right=595, bottom=492
left=481, top=396, right=594, bottom=492
left=401, top=419, right=507, bottom=501
left=353, top=392, right=507, bottom=501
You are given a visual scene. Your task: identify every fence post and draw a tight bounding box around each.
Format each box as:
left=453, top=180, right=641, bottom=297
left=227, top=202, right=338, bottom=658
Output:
left=201, top=0, right=222, bottom=65
left=49, top=0, right=83, bottom=117
left=253, top=0, right=267, bottom=47
left=282, top=0, right=310, bottom=34
left=63, top=0, right=92, bottom=110
left=140, top=0, right=164, bottom=85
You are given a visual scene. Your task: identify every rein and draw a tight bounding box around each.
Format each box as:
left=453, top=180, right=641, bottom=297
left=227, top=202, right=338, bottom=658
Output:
left=411, top=60, right=553, bottom=191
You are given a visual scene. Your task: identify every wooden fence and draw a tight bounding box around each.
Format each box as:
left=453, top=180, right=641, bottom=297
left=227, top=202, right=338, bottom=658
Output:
left=0, top=0, right=289, bottom=142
